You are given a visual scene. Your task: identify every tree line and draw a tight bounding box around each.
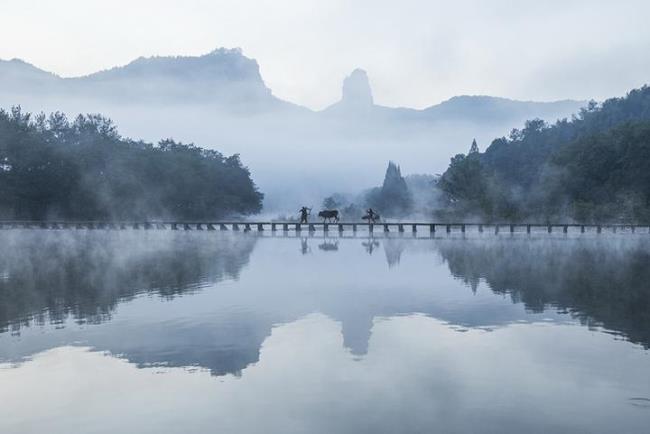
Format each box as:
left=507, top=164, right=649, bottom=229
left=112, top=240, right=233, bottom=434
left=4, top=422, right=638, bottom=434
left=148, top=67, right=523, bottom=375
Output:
left=438, top=85, right=650, bottom=223
left=0, top=107, right=263, bottom=220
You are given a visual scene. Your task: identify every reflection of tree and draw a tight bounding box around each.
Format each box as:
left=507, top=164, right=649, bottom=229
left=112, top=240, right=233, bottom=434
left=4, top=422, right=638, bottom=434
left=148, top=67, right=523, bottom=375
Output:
left=436, top=238, right=650, bottom=348
left=0, top=232, right=257, bottom=333
left=382, top=239, right=405, bottom=268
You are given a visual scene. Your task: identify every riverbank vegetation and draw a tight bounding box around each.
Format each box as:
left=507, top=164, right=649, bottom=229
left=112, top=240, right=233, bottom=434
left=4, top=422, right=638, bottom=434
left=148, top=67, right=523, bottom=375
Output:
left=0, top=107, right=263, bottom=220
left=438, top=86, right=650, bottom=223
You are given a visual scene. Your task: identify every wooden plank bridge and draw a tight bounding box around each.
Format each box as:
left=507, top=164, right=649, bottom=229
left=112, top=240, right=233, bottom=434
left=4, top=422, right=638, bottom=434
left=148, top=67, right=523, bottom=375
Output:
left=0, top=221, right=647, bottom=235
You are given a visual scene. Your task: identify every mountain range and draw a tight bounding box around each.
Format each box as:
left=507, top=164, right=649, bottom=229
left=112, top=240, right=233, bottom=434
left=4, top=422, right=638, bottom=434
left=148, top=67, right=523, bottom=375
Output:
left=0, top=48, right=587, bottom=209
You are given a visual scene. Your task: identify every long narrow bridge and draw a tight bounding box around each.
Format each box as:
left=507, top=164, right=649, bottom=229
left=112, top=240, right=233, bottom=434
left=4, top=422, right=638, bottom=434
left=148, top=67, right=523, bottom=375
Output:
left=0, top=221, right=646, bottom=235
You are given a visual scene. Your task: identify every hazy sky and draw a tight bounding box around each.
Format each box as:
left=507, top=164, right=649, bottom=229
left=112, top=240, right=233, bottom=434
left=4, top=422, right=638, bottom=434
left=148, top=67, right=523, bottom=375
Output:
left=1, top=0, right=649, bottom=109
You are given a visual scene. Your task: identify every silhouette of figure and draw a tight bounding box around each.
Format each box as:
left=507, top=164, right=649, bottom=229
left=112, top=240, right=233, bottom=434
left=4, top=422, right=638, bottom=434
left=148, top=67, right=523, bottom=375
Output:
left=299, top=206, right=311, bottom=224
left=364, top=208, right=378, bottom=223
left=300, top=238, right=311, bottom=255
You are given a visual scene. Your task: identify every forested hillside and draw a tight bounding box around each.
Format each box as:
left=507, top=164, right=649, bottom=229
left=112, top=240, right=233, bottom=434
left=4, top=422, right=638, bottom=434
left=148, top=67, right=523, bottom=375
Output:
left=439, top=86, right=650, bottom=222
left=0, top=107, right=263, bottom=220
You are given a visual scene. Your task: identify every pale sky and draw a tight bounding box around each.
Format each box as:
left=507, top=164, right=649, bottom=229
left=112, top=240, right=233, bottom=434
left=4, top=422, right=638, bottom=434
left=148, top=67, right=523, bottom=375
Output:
left=1, top=0, right=649, bottom=110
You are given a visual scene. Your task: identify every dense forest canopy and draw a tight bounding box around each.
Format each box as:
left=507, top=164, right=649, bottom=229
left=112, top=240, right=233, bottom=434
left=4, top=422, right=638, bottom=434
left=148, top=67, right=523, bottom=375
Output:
left=439, top=85, right=650, bottom=223
left=0, top=107, right=263, bottom=220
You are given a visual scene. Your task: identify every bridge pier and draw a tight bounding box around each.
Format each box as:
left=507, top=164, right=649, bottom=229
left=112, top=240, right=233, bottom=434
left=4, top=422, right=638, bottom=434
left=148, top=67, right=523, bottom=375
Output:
left=219, top=224, right=228, bottom=231
left=384, top=224, right=389, bottom=233
left=412, top=224, right=417, bottom=233
left=446, top=225, right=451, bottom=234
left=429, top=224, right=435, bottom=234
left=271, top=223, right=276, bottom=232
left=338, top=224, right=344, bottom=233
left=207, top=223, right=216, bottom=231
left=547, top=225, right=552, bottom=233
left=495, top=225, right=499, bottom=235
left=580, top=225, right=585, bottom=234
left=563, top=225, right=568, bottom=234
left=527, top=225, right=531, bottom=234
left=369, top=224, right=374, bottom=234
left=353, top=224, right=357, bottom=233
left=597, top=225, right=602, bottom=234
left=257, top=223, right=264, bottom=231
left=283, top=223, right=288, bottom=232
left=244, top=223, right=251, bottom=232
left=398, top=224, right=404, bottom=233
left=184, top=223, right=192, bottom=230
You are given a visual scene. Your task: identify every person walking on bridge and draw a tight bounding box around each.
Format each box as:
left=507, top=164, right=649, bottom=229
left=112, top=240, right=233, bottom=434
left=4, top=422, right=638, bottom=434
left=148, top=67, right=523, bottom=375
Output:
left=299, top=206, right=311, bottom=224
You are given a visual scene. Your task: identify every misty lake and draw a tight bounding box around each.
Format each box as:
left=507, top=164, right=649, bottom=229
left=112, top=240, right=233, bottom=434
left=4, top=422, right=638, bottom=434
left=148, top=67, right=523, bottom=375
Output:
left=1, top=230, right=649, bottom=433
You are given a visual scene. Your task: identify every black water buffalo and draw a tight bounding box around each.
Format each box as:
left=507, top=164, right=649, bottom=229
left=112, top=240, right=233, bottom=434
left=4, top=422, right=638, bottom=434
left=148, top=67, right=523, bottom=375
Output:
left=318, top=210, right=340, bottom=223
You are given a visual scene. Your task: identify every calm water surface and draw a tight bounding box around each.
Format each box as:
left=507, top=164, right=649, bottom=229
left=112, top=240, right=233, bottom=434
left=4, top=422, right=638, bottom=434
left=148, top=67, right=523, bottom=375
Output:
left=0, top=230, right=649, bottom=433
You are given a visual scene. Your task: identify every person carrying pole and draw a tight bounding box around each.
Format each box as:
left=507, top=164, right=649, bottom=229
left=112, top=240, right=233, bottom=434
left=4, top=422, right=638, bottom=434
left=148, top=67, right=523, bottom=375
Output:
left=299, top=206, right=311, bottom=224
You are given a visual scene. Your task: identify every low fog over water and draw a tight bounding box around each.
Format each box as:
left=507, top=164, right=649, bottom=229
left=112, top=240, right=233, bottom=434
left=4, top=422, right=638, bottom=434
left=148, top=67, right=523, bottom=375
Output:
left=1, top=231, right=649, bottom=433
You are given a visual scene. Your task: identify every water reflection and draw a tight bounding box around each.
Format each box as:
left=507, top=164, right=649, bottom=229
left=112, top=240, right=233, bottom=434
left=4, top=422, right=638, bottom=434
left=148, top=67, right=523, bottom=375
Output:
left=0, top=231, right=257, bottom=333
left=435, top=237, right=650, bottom=348
left=0, top=231, right=649, bottom=379
left=1, top=232, right=650, bottom=434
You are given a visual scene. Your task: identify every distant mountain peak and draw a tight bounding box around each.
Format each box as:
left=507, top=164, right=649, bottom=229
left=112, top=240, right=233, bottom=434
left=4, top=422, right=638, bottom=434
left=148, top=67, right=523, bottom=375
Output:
left=341, top=68, right=373, bottom=106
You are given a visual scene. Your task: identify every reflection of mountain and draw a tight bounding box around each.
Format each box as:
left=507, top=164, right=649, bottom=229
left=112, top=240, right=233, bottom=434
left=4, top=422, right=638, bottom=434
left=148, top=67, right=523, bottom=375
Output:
left=2, top=234, right=648, bottom=378
left=436, top=238, right=650, bottom=349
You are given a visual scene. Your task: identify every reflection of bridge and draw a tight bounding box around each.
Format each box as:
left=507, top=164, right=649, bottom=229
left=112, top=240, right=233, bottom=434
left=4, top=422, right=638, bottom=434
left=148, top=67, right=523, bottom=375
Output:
left=0, top=221, right=647, bottom=234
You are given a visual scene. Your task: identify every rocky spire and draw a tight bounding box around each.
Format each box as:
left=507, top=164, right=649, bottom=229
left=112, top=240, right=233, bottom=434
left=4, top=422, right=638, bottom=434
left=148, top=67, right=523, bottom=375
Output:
left=341, top=68, right=373, bottom=106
